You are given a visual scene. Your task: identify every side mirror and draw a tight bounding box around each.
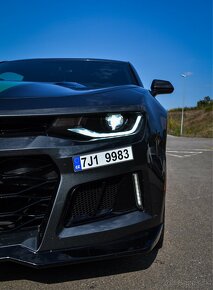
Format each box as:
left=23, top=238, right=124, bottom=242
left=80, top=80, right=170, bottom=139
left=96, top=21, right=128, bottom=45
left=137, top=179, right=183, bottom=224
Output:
left=150, top=79, right=174, bottom=97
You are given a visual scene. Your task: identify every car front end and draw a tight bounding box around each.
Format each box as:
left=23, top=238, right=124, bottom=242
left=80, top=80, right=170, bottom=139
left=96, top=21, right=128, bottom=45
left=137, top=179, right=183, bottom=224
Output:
left=0, top=58, right=172, bottom=267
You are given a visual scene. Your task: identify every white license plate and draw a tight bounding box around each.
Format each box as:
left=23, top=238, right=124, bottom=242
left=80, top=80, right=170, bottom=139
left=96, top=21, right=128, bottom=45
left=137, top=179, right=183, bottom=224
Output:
left=73, top=146, right=133, bottom=172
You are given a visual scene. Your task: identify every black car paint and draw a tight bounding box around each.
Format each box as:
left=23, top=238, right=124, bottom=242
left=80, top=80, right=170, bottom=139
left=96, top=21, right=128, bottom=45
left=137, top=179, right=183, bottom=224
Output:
left=0, top=59, right=169, bottom=267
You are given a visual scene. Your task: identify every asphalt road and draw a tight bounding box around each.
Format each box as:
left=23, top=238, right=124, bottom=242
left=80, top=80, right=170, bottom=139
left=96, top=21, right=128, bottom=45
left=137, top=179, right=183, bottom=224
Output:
left=0, top=136, right=212, bottom=289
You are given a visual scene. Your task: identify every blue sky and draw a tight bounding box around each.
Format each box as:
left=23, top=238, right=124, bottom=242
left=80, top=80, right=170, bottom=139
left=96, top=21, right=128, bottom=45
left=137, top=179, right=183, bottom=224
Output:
left=0, top=0, right=212, bottom=109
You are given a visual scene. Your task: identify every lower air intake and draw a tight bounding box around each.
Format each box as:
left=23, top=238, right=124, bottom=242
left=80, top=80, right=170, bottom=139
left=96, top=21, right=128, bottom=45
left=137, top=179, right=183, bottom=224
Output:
left=0, top=155, right=59, bottom=233
left=64, top=173, right=137, bottom=227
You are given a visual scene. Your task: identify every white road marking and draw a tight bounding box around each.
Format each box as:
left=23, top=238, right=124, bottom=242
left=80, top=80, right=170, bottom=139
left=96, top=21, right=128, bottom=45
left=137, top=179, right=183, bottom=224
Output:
left=167, top=150, right=203, bottom=154
left=166, top=149, right=206, bottom=158
left=190, top=148, right=213, bottom=152
left=167, top=148, right=213, bottom=152
left=167, top=153, right=184, bottom=158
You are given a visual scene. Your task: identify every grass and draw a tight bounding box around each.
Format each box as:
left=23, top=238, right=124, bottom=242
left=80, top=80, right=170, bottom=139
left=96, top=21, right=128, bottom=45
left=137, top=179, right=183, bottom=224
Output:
left=168, top=106, right=213, bottom=138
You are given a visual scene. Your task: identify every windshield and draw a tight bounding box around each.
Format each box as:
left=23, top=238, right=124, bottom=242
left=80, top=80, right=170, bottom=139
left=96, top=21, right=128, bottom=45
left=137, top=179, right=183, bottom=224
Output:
left=0, top=59, right=138, bottom=89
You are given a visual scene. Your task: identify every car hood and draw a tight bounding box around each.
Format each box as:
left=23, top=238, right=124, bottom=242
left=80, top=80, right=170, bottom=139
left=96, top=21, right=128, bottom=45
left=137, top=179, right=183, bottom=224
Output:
left=0, top=81, right=148, bottom=116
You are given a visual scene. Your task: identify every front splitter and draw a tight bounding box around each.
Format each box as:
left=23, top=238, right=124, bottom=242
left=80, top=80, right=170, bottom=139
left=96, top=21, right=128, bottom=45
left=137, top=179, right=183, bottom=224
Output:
left=0, top=224, right=163, bottom=268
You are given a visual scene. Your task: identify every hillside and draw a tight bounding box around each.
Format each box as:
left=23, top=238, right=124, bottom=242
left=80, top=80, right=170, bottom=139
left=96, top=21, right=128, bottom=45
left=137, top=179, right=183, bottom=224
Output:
left=168, top=107, right=213, bottom=138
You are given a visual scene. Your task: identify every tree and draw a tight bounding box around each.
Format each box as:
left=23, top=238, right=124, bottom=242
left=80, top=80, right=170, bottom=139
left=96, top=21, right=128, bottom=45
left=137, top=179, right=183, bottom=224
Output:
left=197, top=96, right=212, bottom=107
left=204, top=96, right=211, bottom=103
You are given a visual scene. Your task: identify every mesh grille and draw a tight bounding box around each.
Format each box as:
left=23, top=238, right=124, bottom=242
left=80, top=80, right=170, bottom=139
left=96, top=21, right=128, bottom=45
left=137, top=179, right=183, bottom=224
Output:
left=0, top=156, right=59, bottom=233
left=99, top=181, right=118, bottom=212
left=64, top=174, right=137, bottom=227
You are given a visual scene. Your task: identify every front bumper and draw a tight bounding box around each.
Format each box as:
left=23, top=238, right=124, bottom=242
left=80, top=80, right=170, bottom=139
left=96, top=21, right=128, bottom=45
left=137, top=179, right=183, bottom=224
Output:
left=0, top=224, right=163, bottom=268
left=0, top=131, right=165, bottom=267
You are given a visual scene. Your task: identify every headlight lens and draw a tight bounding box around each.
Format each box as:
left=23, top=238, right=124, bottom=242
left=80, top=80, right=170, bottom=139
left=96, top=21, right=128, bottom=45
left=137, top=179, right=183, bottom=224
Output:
left=48, top=113, right=143, bottom=139
left=105, top=114, right=124, bottom=131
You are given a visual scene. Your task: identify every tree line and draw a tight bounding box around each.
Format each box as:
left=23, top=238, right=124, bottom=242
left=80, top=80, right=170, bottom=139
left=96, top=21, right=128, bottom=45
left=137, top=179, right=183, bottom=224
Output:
left=197, top=96, right=212, bottom=108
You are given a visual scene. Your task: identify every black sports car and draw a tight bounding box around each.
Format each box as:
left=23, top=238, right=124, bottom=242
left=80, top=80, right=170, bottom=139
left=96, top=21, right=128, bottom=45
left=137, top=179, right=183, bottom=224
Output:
left=0, top=58, right=174, bottom=267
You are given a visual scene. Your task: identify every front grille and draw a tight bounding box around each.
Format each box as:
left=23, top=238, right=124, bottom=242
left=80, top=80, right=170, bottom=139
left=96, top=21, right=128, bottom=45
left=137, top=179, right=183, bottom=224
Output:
left=0, top=156, right=59, bottom=233
left=0, top=116, right=55, bottom=137
left=64, top=173, right=137, bottom=227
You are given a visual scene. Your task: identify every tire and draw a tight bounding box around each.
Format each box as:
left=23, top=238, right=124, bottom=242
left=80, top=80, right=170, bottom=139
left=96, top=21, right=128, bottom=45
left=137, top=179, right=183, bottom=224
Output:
left=156, top=208, right=165, bottom=249
left=156, top=224, right=164, bottom=249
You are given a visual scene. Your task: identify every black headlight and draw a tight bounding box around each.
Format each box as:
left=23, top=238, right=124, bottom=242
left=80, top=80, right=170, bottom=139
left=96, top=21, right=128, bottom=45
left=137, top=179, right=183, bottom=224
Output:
left=48, top=113, right=143, bottom=139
